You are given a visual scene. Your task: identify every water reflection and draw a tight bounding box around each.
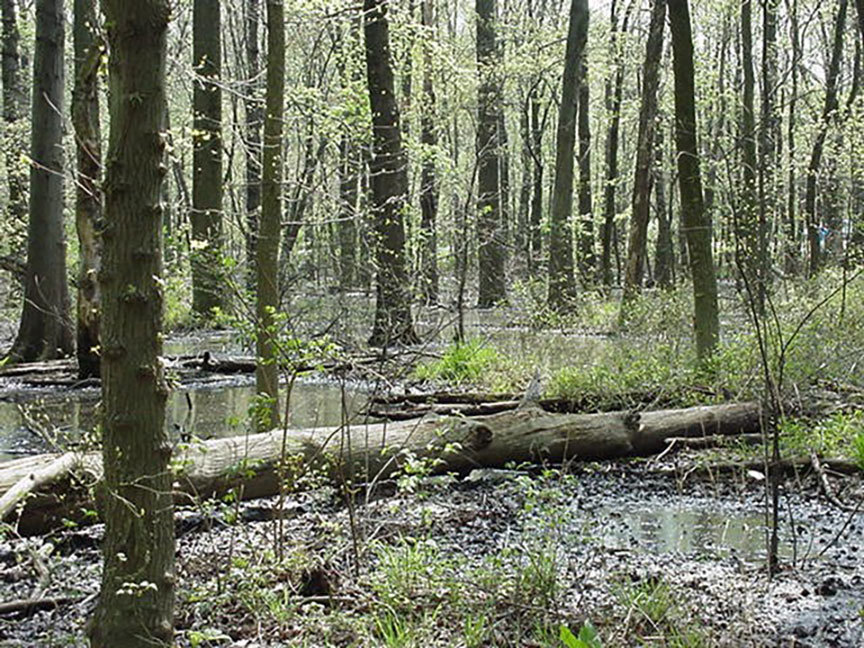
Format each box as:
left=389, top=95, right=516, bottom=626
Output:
left=595, top=502, right=791, bottom=563
left=0, top=378, right=368, bottom=462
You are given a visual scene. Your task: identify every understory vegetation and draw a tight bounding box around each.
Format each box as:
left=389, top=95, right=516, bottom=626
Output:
left=169, top=472, right=722, bottom=648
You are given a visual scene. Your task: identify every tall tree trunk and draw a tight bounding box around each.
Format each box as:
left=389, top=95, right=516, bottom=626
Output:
left=529, top=85, right=544, bottom=274
left=622, top=0, right=666, bottom=308
left=547, top=0, right=588, bottom=311
left=653, top=126, right=674, bottom=288
left=338, top=132, right=360, bottom=290
left=418, top=0, right=439, bottom=304
left=72, top=0, right=102, bottom=380
left=498, top=110, right=511, bottom=274
left=517, top=92, right=531, bottom=271
left=88, top=0, right=174, bottom=644
left=365, top=0, right=419, bottom=346
left=255, top=0, right=285, bottom=430
left=476, top=0, right=507, bottom=307
left=784, top=0, right=799, bottom=274
left=600, top=0, right=628, bottom=288
left=10, top=0, right=73, bottom=363
left=1, top=0, right=27, bottom=238
left=857, top=0, right=864, bottom=42
left=757, top=0, right=778, bottom=299
left=738, top=0, right=760, bottom=308
left=669, top=0, right=720, bottom=359
left=245, top=0, right=262, bottom=292
left=192, top=0, right=225, bottom=316
left=804, top=0, right=847, bottom=277
left=576, top=59, right=595, bottom=282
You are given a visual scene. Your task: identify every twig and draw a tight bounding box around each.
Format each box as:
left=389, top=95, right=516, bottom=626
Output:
left=810, top=451, right=851, bottom=511
left=818, top=494, right=864, bottom=559
left=0, top=596, right=79, bottom=616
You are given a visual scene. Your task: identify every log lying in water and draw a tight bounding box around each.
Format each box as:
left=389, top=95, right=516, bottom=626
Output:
left=0, top=402, right=761, bottom=535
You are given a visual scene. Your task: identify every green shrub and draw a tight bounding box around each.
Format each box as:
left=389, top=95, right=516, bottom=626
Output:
left=780, top=410, right=864, bottom=459
left=415, top=339, right=499, bottom=384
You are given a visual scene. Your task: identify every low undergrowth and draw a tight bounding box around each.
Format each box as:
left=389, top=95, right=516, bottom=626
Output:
left=419, top=275, right=864, bottom=417
left=166, top=471, right=732, bottom=647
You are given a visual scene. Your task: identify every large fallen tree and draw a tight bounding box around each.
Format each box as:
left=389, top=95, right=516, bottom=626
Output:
left=0, top=402, right=761, bottom=534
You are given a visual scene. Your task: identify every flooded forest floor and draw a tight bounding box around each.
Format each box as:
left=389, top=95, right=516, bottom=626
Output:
left=2, top=285, right=864, bottom=646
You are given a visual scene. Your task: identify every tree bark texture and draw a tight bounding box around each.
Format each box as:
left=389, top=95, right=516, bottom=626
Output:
left=784, top=0, right=800, bottom=274
left=653, top=127, right=674, bottom=288
left=364, top=0, right=419, bottom=345
left=10, top=0, right=73, bottom=363
left=669, top=0, right=719, bottom=359
left=72, top=0, right=102, bottom=380
left=622, top=0, right=665, bottom=306
left=2, top=403, right=762, bottom=535
left=738, top=0, right=761, bottom=307
left=576, top=60, right=595, bottom=282
left=88, top=0, right=175, bottom=644
left=804, top=0, right=847, bottom=277
left=255, top=0, right=285, bottom=430
left=245, top=0, right=262, bottom=292
left=192, top=0, right=225, bottom=315
left=757, top=0, right=778, bottom=302
left=600, top=0, right=628, bottom=288
left=476, top=0, right=507, bottom=307
left=418, top=0, right=440, bottom=304
left=529, top=86, right=544, bottom=273
left=547, top=0, right=588, bottom=311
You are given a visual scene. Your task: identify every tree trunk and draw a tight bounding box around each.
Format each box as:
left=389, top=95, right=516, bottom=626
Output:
left=9, top=0, right=73, bottom=364
left=338, top=132, right=360, bottom=291
left=547, top=0, right=588, bottom=311
left=3, top=403, right=762, bottom=535
left=738, top=0, right=760, bottom=307
left=757, top=0, right=778, bottom=301
left=785, top=0, right=800, bottom=275
left=576, top=60, right=595, bottom=282
left=653, top=127, right=674, bottom=288
left=88, top=1, right=174, bottom=644
left=245, top=0, right=262, bottom=292
left=476, top=0, right=507, bottom=307
left=365, top=0, right=419, bottom=345
left=191, top=0, right=225, bottom=316
left=622, top=0, right=666, bottom=309
left=418, top=0, right=439, bottom=304
left=857, top=0, right=864, bottom=43
left=255, top=0, right=285, bottom=430
left=669, top=0, right=720, bottom=359
left=529, top=85, right=544, bottom=274
left=600, top=0, right=628, bottom=288
left=72, top=0, right=102, bottom=380
left=804, top=0, right=847, bottom=277
left=1, top=0, right=27, bottom=239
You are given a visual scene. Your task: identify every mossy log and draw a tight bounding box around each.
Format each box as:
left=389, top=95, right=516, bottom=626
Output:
left=0, top=402, right=761, bottom=535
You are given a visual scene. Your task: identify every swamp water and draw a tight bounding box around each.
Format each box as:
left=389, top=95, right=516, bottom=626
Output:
left=0, top=327, right=852, bottom=570
left=0, top=332, right=369, bottom=461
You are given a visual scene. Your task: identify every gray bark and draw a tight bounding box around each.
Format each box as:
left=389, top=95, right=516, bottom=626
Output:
left=89, top=0, right=175, bottom=643
left=10, top=0, right=74, bottom=363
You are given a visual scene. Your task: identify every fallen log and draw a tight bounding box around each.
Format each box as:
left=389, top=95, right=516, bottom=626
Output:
left=0, top=402, right=761, bottom=535
left=181, top=351, right=381, bottom=375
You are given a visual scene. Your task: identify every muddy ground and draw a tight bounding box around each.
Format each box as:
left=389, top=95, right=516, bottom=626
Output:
left=1, top=458, right=862, bottom=647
